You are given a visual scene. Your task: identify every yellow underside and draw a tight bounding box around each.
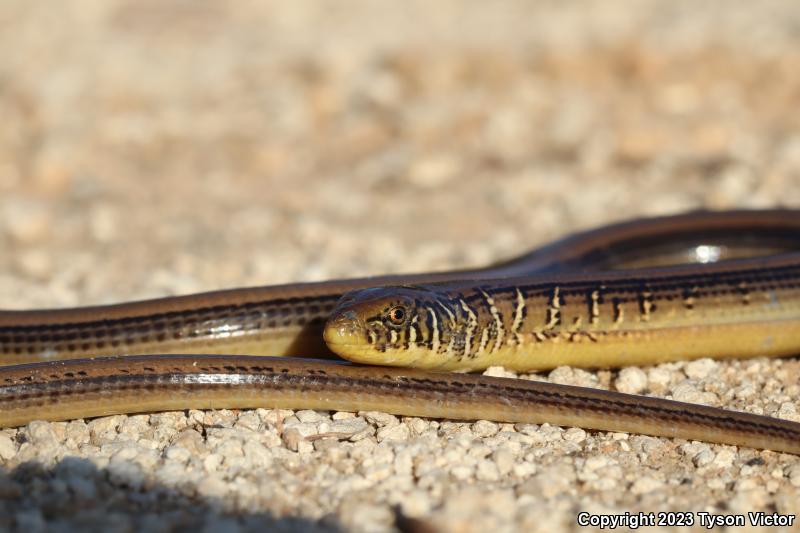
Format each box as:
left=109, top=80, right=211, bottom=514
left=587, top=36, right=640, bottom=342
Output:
left=339, top=318, right=800, bottom=371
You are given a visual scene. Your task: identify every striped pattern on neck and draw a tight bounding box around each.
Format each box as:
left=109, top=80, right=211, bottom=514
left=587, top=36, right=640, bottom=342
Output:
left=325, top=254, right=800, bottom=371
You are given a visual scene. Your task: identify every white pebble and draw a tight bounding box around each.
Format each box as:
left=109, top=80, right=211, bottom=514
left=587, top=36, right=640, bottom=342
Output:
left=26, top=421, right=58, bottom=445
left=87, top=416, right=123, bottom=444
left=377, top=424, right=410, bottom=443
left=493, top=449, right=514, bottom=476
left=296, top=410, right=327, bottom=423
left=788, top=464, right=800, bottom=487
left=647, top=367, right=672, bottom=393
left=405, top=418, right=429, bottom=435
left=233, top=411, right=262, bottom=432
left=472, top=420, right=499, bottom=438
left=671, top=383, right=718, bottom=405
left=258, top=409, right=294, bottom=426
left=548, top=366, right=598, bottom=387
left=282, top=428, right=306, bottom=452
left=777, top=402, right=800, bottom=422
left=0, top=434, right=16, bottom=460
left=563, top=428, right=586, bottom=443
left=361, top=411, right=399, bottom=427
left=615, top=367, right=648, bottom=394
left=712, top=448, right=736, bottom=469
left=685, top=358, right=718, bottom=379
left=330, top=417, right=369, bottom=437
left=734, top=381, right=757, bottom=400
left=514, top=424, right=540, bottom=436
left=170, top=429, right=207, bottom=455
left=694, top=449, right=715, bottom=467
left=483, top=366, right=517, bottom=378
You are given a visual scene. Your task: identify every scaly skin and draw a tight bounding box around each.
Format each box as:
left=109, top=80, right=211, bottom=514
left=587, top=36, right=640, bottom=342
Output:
left=325, top=254, right=800, bottom=371
left=2, top=209, right=800, bottom=454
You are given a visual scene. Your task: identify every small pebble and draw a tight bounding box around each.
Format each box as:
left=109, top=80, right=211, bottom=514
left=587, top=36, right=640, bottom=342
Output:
left=483, top=366, right=517, bottom=379
left=647, top=367, right=672, bottom=393
left=472, top=420, right=499, bottom=438
left=671, top=383, right=718, bottom=405
left=777, top=402, right=800, bottom=422
left=296, top=410, right=327, bottom=423
left=685, top=358, right=718, bottom=379
left=615, top=367, right=648, bottom=394
left=0, top=435, right=16, bottom=460
left=712, top=448, right=736, bottom=469
left=376, top=424, right=410, bottom=443
left=493, top=449, right=515, bottom=476
left=788, top=464, right=800, bottom=487
left=563, top=428, right=586, bottom=443
left=361, top=412, right=399, bottom=427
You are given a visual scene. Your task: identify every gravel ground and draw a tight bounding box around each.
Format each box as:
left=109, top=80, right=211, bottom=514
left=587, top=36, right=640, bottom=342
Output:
left=2, top=1, right=800, bottom=531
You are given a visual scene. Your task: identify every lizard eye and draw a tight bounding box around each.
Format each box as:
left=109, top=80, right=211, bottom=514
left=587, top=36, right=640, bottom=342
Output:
left=387, top=305, right=407, bottom=325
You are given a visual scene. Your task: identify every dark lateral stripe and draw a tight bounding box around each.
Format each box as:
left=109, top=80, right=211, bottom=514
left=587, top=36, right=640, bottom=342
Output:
left=1, top=371, right=798, bottom=441
left=0, top=295, right=343, bottom=336
left=457, top=263, right=800, bottom=304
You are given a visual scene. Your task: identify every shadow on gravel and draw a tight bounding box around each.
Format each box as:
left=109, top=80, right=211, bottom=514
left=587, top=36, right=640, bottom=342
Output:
left=0, top=457, right=343, bottom=533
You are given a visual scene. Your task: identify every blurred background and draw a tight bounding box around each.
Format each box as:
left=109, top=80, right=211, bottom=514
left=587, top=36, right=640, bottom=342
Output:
left=2, top=1, right=800, bottom=530
left=3, top=0, right=799, bottom=309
